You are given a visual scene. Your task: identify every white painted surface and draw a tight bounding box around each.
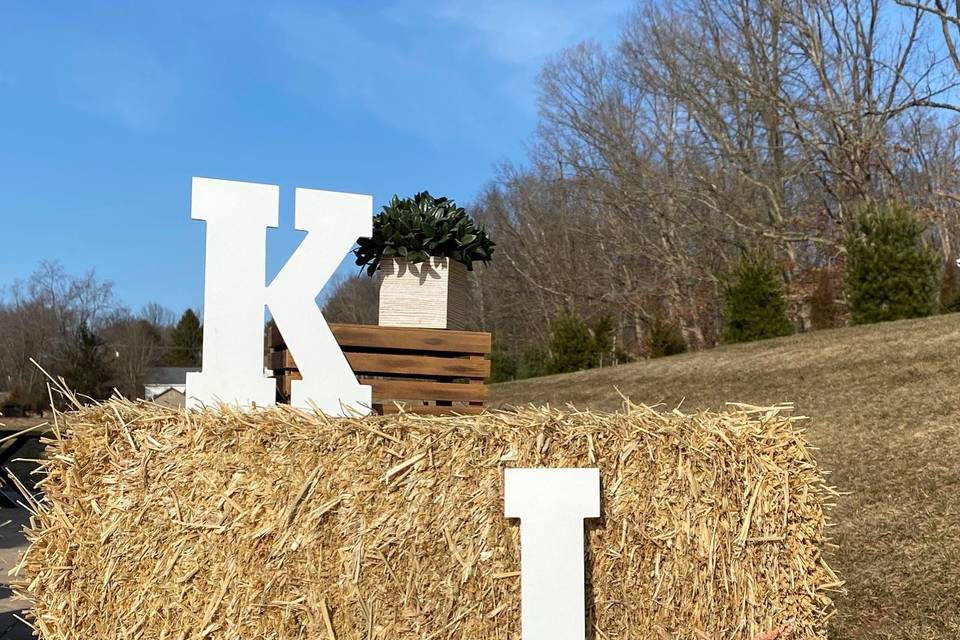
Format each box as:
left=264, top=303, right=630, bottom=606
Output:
left=504, top=467, right=600, bottom=640
left=186, top=177, right=372, bottom=415
left=378, top=257, right=466, bottom=330
left=186, top=178, right=277, bottom=409
left=268, top=188, right=372, bottom=412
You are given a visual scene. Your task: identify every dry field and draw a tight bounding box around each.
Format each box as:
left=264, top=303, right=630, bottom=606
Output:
left=492, top=313, right=960, bottom=639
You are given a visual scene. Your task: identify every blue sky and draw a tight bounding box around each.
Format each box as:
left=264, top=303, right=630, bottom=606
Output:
left=0, top=1, right=631, bottom=316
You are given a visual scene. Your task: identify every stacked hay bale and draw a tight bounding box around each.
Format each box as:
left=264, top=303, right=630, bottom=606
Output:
left=15, top=400, right=840, bottom=639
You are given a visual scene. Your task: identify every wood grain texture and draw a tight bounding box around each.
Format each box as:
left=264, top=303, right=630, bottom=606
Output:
left=269, top=347, right=490, bottom=378
left=269, top=322, right=491, bottom=355
left=266, top=350, right=295, bottom=370
left=267, top=322, right=491, bottom=413
left=267, top=323, right=284, bottom=349
left=378, top=257, right=466, bottom=330
left=346, top=352, right=490, bottom=378
left=330, top=323, right=491, bottom=354
left=360, top=378, right=490, bottom=402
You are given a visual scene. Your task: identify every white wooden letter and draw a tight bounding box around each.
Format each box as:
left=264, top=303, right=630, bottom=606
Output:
left=504, top=468, right=600, bottom=640
left=186, top=177, right=371, bottom=415
left=187, top=177, right=278, bottom=408
left=266, top=188, right=372, bottom=411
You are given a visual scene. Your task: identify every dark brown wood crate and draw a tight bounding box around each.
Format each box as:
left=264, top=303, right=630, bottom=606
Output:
left=331, top=323, right=490, bottom=355
left=266, top=350, right=296, bottom=371
left=267, top=323, right=284, bottom=349
left=347, top=352, right=489, bottom=379
left=268, top=350, right=489, bottom=379
left=268, top=322, right=490, bottom=354
left=274, top=366, right=490, bottom=404
left=360, top=378, right=489, bottom=403
left=266, top=323, right=490, bottom=414
left=275, top=371, right=303, bottom=398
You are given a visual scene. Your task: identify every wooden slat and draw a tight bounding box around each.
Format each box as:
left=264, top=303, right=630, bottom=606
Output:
left=331, top=323, right=490, bottom=355
left=267, top=323, right=284, bottom=348
left=267, top=322, right=491, bottom=415
left=269, top=323, right=492, bottom=354
left=275, top=371, right=302, bottom=397
left=266, top=350, right=296, bottom=370
left=348, top=352, right=488, bottom=378
left=467, top=355, right=486, bottom=405
left=361, top=378, right=489, bottom=402
left=375, top=403, right=485, bottom=416
left=276, top=371, right=491, bottom=403
left=274, top=378, right=486, bottom=413
left=268, top=350, right=489, bottom=379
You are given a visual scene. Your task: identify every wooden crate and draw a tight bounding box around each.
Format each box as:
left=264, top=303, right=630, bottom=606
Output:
left=265, top=323, right=491, bottom=415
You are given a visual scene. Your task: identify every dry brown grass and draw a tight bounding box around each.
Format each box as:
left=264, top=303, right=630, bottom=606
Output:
left=493, top=313, right=960, bottom=639
left=18, top=400, right=835, bottom=639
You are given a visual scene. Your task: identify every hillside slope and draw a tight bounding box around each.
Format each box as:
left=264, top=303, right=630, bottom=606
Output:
left=492, top=314, right=960, bottom=640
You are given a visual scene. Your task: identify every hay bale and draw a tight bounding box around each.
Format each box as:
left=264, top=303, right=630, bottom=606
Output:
left=15, top=400, right=840, bottom=639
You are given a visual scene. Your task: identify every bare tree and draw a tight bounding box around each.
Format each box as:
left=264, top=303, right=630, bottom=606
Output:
left=0, top=262, right=117, bottom=408
left=322, top=273, right=381, bottom=325
left=896, top=0, right=960, bottom=74
left=473, top=0, right=960, bottom=360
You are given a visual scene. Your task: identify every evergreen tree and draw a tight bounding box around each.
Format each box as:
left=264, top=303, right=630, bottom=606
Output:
left=722, top=251, right=793, bottom=343
left=489, top=349, right=519, bottom=383
left=646, top=316, right=687, bottom=358
left=518, top=344, right=548, bottom=379
left=168, top=309, right=203, bottom=366
left=545, top=312, right=595, bottom=374
left=845, top=202, right=939, bottom=324
left=940, top=259, right=960, bottom=314
left=591, top=314, right=615, bottom=367
left=66, top=323, right=113, bottom=401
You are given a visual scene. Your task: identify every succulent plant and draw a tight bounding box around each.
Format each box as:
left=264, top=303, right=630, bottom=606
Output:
left=354, top=191, right=495, bottom=276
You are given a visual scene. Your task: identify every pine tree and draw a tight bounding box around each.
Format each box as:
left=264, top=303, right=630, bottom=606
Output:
left=940, top=259, right=960, bottom=314
left=168, top=309, right=203, bottom=366
left=647, top=316, right=687, bottom=357
left=722, top=251, right=793, bottom=343
left=844, top=202, right=939, bottom=324
left=66, top=323, right=113, bottom=400
left=591, top=315, right=615, bottom=367
left=545, top=312, right=595, bottom=374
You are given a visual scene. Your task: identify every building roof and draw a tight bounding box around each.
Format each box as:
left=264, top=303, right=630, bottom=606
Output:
left=145, top=367, right=200, bottom=385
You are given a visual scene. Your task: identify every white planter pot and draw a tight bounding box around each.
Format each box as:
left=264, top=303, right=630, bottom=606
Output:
left=378, top=257, right=467, bottom=330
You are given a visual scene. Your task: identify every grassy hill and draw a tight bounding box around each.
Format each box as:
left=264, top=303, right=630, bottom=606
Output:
left=492, top=313, right=960, bottom=640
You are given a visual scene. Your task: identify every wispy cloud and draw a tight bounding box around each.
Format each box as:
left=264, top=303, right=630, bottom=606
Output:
left=268, top=4, right=502, bottom=146
left=425, top=0, right=629, bottom=66
left=383, top=0, right=630, bottom=66
left=269, top=1, right=630, bottom=145
left=66, top=41, right=179, bottom=131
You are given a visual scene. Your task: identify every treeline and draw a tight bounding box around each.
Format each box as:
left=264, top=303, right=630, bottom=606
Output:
left=325, top=0, right=960, bottom=381
left=0, top=261, right=203, bottom=410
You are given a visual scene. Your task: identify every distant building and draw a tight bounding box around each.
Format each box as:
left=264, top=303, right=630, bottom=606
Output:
left=152, top=387, right=187, bottom=408
left=143, top=367, right=200, bottom=409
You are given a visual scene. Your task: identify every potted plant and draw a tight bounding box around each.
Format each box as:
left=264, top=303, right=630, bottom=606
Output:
left=354, top=191, right=494, bottom=330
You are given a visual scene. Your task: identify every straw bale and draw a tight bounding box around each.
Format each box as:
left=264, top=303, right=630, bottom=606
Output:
left=14, top=399, right=839, bottom=639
